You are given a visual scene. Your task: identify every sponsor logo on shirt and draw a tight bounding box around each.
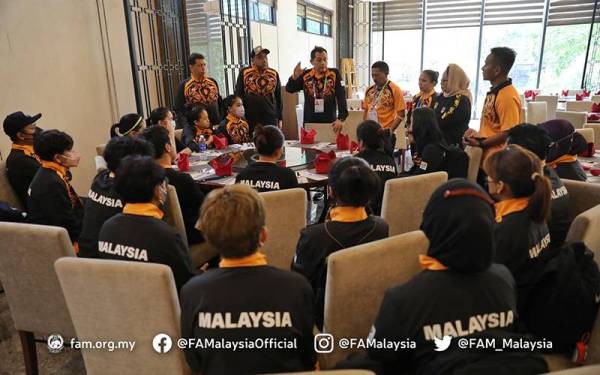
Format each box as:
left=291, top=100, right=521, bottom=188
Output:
left=371, top=164, right=396, bottom=173
left=239, top=180, right=280, bottom=190
left=88, top=190, right=123, bottom=208
left=423, top=310, right=514, bottom=341
left=198, top=311, right=292, bottom=329
left=529, top=233, right=551, bottom=259
left=550, top=186, right=568, bottom=200
left=98, top=241, right=148, bottom=261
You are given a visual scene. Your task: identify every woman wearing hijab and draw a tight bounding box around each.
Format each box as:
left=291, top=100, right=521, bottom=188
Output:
left=367, top=179, right=544, bottom=374
left=432, top=64, right=472, bottom=147
left=538, top=119, right=587, bottom=181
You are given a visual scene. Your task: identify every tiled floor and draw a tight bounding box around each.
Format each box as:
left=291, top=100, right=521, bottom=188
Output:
left=0, top=291, right=86, bottom=375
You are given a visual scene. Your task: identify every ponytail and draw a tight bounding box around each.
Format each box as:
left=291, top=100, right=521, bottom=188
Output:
left=528, top=170, right=552, bottom=223
left=110, top=123, right=120, bottom=138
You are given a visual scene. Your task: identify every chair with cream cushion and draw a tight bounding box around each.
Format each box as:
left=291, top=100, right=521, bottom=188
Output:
left=561, top=179, right=600, bottom=221
left=592, top=95, right=600, bottom=104
left=527, top=101, right=548, bottom=124
left=174, top=128, right=183, bottom=142
left=464, top=146, right=483, bottom=184
left=556, top=111, right=588, bottom=129
left=575, top=128, right=594, bottom=146
left=565, top=205, right=600, bottom=257
left=94, top=155, right=108, bottom=173
left=381, top=172, right=448, bottom=236
left=0, top=223, right=76, bottom=375
left=96, top=143, right=106, bottom=157
left=260, top=188, right=307, bottom=270
left=0, top=160, right=22, bottom=209
left=584, top=123, right=600, bottom=147
left=536, top=95, right=559, bottom=120
left=566, top=101, right=593, bottom=113
left=321, top=231, right=429, bottom=368
left=55, top=258, right=190, bottom=375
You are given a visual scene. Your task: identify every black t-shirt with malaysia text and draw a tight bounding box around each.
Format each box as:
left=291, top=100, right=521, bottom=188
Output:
left=355, top=149, right=398, bottom=215
left=235, top=161, right=299, bottom=192
left=180, top=266, right=315, bottom=375
left=78, top=170, right=123, bottom=258
left=544, top=166, right=570, bottom=246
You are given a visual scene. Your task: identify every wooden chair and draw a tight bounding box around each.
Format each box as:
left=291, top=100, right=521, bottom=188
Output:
left=260, top=188, right=307, bottom=270
left=0, top=223, right=76, bottom=375
left=321, top=231, right=429, bottom=368
left=55, top=258, right=190, bottom=375
left=381, top=172, right=448, bottom=236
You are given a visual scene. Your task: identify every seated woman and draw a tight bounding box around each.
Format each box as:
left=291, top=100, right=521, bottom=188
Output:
left=538, top=119, right=587, bottom=181
left=368, top=179, right=529, bottom=374
left=483, top=144, right=551, bottom=315
left=142, top=126, right=206, bottom=245
left=405, top=107, right=467, bottom=178
left=407, top=69, right=438, bottom=126
left=507, top=124, right=571, bottom=247
left=181, top=184, right=315, bottom=375
left=147, top=106, right=186, bottom=155
left=182, top=103, right=214, bottom=152
left=110, top=113, right=146, bottom=138
left=215, top=95, right=251, bottom=144
left=355, top=120, right=397, bottom=215
left=78, top=136, right=154, bottom=258
left=235, top=125, right=298, bottom=192
left=432, top=64, right=472, bottom=147
left=292, top=157, right=389, bottom=328
left=28, top=130, right=83, bottom=245
left=97, top=155, right=195, bottom=292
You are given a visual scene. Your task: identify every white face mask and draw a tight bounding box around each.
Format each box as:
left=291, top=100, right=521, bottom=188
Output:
left=235, top=106, right=245, bottom=119
left=169, top=119, right=176, bottom=128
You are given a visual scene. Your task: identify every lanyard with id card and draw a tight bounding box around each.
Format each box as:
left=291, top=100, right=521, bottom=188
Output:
left=312, top=73, right=328, bottom=114
left=368, top=80, right=390, bottom=121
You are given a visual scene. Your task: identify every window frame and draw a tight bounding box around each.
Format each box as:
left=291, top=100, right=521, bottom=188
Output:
left=296, top=1, right=333, bottom=37
left=249, top=0, right=276, bottom=25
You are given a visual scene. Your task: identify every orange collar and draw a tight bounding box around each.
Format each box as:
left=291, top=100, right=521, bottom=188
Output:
left=226, top=114, right=245, bottom=124
left=419, top=254, right=448, bottom=271
left=494, top=197, right=529, bottom=223
left=12, top=144, right=41, bottom=163
left=191, top=75, right=206, bottom=83
left=329, top=206, right=368, bottom=222
left=122, top=203, right=164, bottom=219
left=41, top=161, right=68, bottom=179
left=220, top=252, right=268, bottom=268
left=548, top=154, right=577, bottom=169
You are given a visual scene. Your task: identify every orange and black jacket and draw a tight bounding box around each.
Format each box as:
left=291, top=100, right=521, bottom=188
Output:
left=286, top=68, right=348, bottom=124
left=234, top=66, right=282, bottom=128
left=5, top=146, right=40, bottom=208
left=174, top=76, right=223, bottom=127
left=27, top=163, right=83, bottom=243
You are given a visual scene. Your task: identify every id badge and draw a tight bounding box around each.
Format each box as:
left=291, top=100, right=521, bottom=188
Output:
left=315, top=99, right=325, bottom=113
left=367, top=109, right=378, bottom=122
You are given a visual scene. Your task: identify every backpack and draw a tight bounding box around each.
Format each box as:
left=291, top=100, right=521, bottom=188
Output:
left=438, top=144, right=469, bottom=179
left=522, top=241, right=600, bottom=353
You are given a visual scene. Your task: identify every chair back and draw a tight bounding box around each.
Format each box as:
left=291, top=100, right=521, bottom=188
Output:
left=566, top=205, right=600, bottom=258
left=0, top=160, right=22, bottom=209
left=464, top=146, right=483, bottom=183
left=527, top=101, right=547, bottom=124
left=536, top=95, right=559, bottom=120
left=96, top=143, right=106, bottom=157
left=164, top=185, right=188, bottom=245
left=566, top=101, right=593, bottom=113
left=562, top=179, right=600, bottom=221
left=556, top=111, right=587, bottom=129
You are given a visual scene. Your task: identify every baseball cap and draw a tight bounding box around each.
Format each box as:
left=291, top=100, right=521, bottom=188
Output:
left=3, top=111, right=42, bottom=138
left=250, top=46, right=270, bottom=59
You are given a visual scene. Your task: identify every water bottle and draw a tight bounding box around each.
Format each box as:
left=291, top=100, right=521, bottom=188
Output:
left=199, top=135, right=207, bottom=152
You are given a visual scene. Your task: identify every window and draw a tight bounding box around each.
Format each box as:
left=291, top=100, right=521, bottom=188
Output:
left=249, top=0, right=275, bottom=24
left=296, top=1, right=333, bottom=37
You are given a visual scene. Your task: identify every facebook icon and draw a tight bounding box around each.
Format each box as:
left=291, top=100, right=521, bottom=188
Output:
left=152, top=333, right=173, bottom=354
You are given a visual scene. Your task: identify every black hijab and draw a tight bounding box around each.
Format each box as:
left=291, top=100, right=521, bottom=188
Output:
left=420, top=178, right=495, bottom=273
left=538, top=119, right=586, bottom=161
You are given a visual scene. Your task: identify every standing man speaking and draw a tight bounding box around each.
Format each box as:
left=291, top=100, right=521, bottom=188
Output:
left=286, top=46, right=348, bottom=133
left=235, top=46, right=283, bottom=130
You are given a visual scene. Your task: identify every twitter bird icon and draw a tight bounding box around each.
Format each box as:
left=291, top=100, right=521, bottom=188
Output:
left=433, top=335, right=452, bottom=351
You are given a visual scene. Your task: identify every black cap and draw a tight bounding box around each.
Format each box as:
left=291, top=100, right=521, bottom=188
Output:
left=250, top=46, right=270, bottom=59
left=3, top=111, right=42, bottom=138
